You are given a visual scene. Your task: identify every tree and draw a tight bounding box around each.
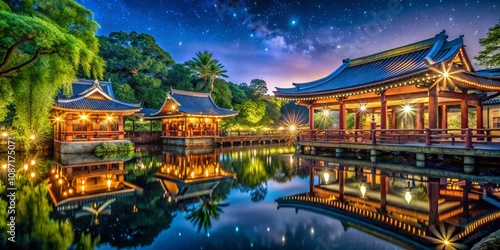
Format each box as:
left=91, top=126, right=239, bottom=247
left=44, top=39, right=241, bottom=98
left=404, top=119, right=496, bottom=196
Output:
left=249, top=78, right=268, bottom=95
left=98, top=31, right=175, bottom=107
left=475, top=22, right=500, bottom=68
left=187, top=51, right=227, bottom=92
left=0, top=0, right=105, bottom=147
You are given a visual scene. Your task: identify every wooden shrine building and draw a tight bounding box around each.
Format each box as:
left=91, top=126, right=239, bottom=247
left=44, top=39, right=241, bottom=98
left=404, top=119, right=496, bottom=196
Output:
left=274, top=31, right=500, bottom=133
left=52, top=79, right=141, bottom=153
left=145, top=88, right=238, bottom=147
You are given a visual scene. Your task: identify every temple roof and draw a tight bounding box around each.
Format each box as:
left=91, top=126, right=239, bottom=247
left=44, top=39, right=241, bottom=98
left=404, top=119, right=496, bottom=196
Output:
left=147, top=88, right=238, bottom=118
left=275, top=31, right=466, bottom=97
left=53, top=79, right=141, bottom=112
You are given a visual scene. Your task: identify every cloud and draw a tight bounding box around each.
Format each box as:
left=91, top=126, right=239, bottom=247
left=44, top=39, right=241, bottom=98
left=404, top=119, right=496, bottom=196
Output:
left=265, top=35, right=288, bottom=50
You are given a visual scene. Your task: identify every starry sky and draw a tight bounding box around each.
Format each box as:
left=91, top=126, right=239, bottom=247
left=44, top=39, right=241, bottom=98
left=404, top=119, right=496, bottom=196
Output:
left=76, top=0, right=499, bottom=94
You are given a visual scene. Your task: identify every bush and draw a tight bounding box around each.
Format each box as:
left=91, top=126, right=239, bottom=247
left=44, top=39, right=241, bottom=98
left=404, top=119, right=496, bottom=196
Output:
left=94, top=142, right=134, bottom=157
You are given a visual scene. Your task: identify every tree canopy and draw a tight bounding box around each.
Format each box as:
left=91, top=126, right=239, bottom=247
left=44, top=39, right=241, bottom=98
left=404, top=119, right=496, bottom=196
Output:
left=475, top=21, right=500, bottom=68
left=0, top=0, right=105, bottom=147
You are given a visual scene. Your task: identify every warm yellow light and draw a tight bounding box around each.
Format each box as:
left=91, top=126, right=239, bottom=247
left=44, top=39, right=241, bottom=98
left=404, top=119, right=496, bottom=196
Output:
left=31, top=160, right=35, bottom=165
left=205, top=170, right=209, bottom=177
left=55, top=117, right=62, bottom=122
left=190, top=171, right=195, bottom=178
left=322, top=109, right=330, bottom=116
left=360, top=183, right=367, bottom=198
left=63, top=191, right=67, bottom=196
left=360, top=105, right=366, bottom=111
left=106, top=115, right=113, bottom=122
left=444, top=240, right=449, bottom=245
left=30, top=135, right=35, bottom=140
left=289, top=125, right=296, bottom=132
left=403, top=104, right=412, bottom=114
left=55, top=173, right=59, bottom=179
left=2, top=164, right=6, bottom=169
left=323, top=172, right=330, bottom=183
left=81, top=180, right=85, bottom=185
left=278, top=126, right=284, bottom=130
left=30, top=172, right=35, bottom=178
left=81, top=185, right=85, bottom=193
left=69, top=188, right=73, bottom=194
left=171, top=105, right=176, bottom=110
left=1, top=132, right=7, bottom=137
left=58, top=179, right=63, bottom=185
left=107, top=179, right=111, bottom=189
left=443, top=71, right=449, bottom=78
left=80, top=114, right=88, bottom=120
left=405, top=190, right=412, bottom=204
left=23, top=164, right=28, bottom=171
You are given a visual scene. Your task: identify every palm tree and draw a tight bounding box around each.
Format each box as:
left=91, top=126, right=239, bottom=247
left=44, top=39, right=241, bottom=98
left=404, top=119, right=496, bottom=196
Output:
left=186, top=198, right=229, bottom=233
left=208, top=60, right=228, bottom=92
left=187, top=51, right=228, bottom=92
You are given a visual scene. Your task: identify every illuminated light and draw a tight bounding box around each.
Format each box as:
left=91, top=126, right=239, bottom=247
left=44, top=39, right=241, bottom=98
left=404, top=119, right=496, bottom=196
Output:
left=278, top=126, right=284, bottom=130
left=360, top=104, right=366, bottom=111
left=81, top=185, right=85, bottom=193
left=30, top=134, right=35, bottom=140
left=403, top=104, right=412, bottom=114
left=190, top=171, right=195, bottom=178
left=311, top=228, right=314, bottom=234
left=442, top=71, right=449, bottom=78
left=106, top=115, right=114, bottom=122
left=80, top=114, right=88, bottom=120
left=282, top=235, right=285, bottom=242
left=171, top=105, right=176, bottom=110
left=444, top=240, right=449, bottom=245
left=267, top=227, right=270, bottom=232
left=322, top=109, right=330, bottom=116
left=235, top=227, right=239, bottom=232
left=55, top=173, right=59, bottom=179
left=323, top=172, right=330, bottom=183
left=63, top=191, right=67, bottom=196
left=30, top=172, right=35, bottom=178
left=405, top=190, right=412, bottom=204
left=289, top=125, right=296, bottom=132
left=360, top=183, right=367, bottom=198
left=31, top=160, right=35, bottom=165
left=168, top=196, right=172, bottom=202
left=107, top=179, right=111, bottom=189
left=69, top=188, right=73, bottom=194
left=1, top=132, right=7, bottom=137
left=23, top=164, right=28, bottom=171
left=81, top=180, right=85, bottom=185
left=58, top=179, right=63, bottom=185
left=205, top=170, right=208, bottom=177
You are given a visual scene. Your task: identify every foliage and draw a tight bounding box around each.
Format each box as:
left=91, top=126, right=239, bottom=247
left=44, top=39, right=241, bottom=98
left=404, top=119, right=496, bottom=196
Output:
left=211, top=78, right=233, bottom=109
left=98, top=31, right=175, bottom=108
left=186, top=199, right=229, bottom=233
left=447, top=111, right=477, bottom=130
left=0, top=0, right=105, bottom=147
left=94, top=142, right=134, bottom=157
left=475, top=22, right=500, bottom=68
left=249, top=78, right=268, bottom=95
left=186, top=51, right=227, bottom=92
left=235, top=99, right=266, bottom=125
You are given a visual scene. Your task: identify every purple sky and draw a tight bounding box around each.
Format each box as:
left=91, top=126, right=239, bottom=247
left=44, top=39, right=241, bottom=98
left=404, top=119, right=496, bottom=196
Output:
left=77, top=0, right=499, bottom=94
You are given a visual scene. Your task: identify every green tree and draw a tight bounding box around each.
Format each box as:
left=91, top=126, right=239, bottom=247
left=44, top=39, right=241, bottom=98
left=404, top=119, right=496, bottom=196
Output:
left=249, top=78, right=268, bottom=95
left=98, top=31, right=175, bottom=107
left=211, top=78, right=233, bottom=109
left=236, top=99, right=266, bottom=125
left=475, top=22, right=500, bottom=68
left=0, top=0, right=105, bottom=146
left=228, top=82, right=246, bottom=104
left=187, top=51, right=227, bottom=92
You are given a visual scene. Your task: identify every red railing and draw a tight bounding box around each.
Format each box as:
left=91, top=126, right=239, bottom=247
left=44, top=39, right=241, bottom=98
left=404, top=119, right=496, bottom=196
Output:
left=299, top=128, right=500, bottom=149
left=60, top=131, right=124, bottom=141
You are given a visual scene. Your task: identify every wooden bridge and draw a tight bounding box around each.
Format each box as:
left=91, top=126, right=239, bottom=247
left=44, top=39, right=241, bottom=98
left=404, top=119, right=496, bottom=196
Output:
left=214, top=134, right=290, bottom=147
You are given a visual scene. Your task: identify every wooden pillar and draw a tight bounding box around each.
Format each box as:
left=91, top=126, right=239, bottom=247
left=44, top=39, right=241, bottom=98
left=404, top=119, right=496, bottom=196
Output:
left=355, top=111, right=361, bottom=129
left=309, top=165, right=315, bottom=193
left=441, top=105, right=448, bottom=130
left=391, top=107, right=397, bottom=130
left=118, top=116, right=124, bottom=139
left=216, top=119, right=219, bottom=136
left=476, top=104, right=483, bottom=129
left=184, top=116, right=187, bottom=137
left=308, top=106, right=314, bottom=130
left=428, top=86, right=438, bottom=129
left=416, top=103, right=424, bottom=130
left=380, top=92, right=387, bottom=129
left=339, top=100, right=346, bottom=130
left=380, top=172, right=387, bottom=212
left=461, top=99, right=469, bottom=130
left=65, top=114, right=73, bottom=141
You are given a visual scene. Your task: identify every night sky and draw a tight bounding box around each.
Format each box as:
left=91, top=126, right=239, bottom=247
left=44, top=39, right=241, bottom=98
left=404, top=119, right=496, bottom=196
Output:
left=76, top=0, right=499, bottom=93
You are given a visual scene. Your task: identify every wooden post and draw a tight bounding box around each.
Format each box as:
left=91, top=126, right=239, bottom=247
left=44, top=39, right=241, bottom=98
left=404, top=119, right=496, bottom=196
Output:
left=355, top=111, right=361, bottom=130
left=339, top=100, right=346, bottom=130
left=441, top=105, right=448, bottom=133
left=380, top=92, right=387, bottom=130
left=416, top=103, right=424, bottom=130
left=461, top=99, right=469, bottom=132
left=339, top=165, right=345, bottom=201
left=118, top=116, right=124, bottom=139
left=428, top=178, right=440, bottom=227
left=65, top=114, right=73, bottom=141
left=428, top=86, right=438, bottom=129
left=308, top=105, right=314, bottom=130
left=477, top=104, right=484, bottom=138
left=391, top=107, right=397, bottom=130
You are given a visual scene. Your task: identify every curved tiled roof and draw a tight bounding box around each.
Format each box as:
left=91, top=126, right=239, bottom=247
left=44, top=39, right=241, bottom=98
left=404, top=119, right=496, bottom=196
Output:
left=53, top=80, right=140, bottom=112
left=275, top=31, right=463, bottom=96
left=148, top=88, right=238, bottom=117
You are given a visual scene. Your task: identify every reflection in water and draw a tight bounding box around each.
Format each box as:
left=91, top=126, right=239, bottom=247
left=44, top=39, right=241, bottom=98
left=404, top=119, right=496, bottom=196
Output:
left=277, top=158, right=500, bottom=249
left=186, top=199, right=229, bottom=233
